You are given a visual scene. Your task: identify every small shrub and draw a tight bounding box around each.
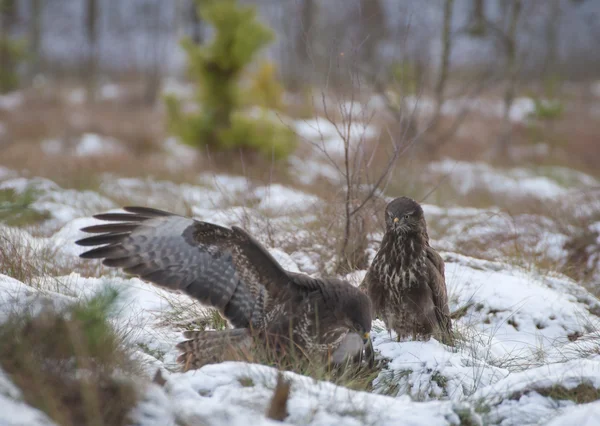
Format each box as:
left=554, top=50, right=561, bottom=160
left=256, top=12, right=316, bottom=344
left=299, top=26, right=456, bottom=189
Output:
left=166, top=0, right=295, bottom=160
left=0, top=287, right=140, bottom=426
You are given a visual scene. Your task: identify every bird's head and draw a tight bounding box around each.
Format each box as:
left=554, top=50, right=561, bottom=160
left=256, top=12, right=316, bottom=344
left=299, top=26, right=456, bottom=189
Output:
left=342, top=289, right=372, bottom=344
left=385, top=196, right=425, bottom=235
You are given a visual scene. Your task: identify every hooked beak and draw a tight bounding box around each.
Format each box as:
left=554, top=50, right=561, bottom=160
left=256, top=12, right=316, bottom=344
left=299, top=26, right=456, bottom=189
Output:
left=393, top=217, right=399, bottom=223
left=362, top=331, right=370, bottom=344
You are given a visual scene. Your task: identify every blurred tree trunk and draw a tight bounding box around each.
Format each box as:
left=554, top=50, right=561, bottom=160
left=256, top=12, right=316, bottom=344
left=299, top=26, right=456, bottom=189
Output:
left=29, top=0, right=42, bottom=81
left=0, top=0, right=15, bottom=31
left=468, top=0, right=487, bottom=37
left=495, top=0, right=522, bottom=160
left=357, top=0, right=386, bottom=70
left=143, top=2, right=164, bottom=106
left=432, top=0, right=455, bottom=126
left=0, top=0, right=18, bottom=93
left=543, top=0, right=561, bottom=76
left=85, top=0, right=98, bottom=104
left=286, top=0, right=314, bottom=90
left=189, top=0, right=204, bottom=45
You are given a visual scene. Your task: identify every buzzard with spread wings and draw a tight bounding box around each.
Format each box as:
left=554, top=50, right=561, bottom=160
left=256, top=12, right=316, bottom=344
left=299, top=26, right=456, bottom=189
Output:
left=361, top=197, right=452, bottom=343
left=76, top=207, right=372, bottom=370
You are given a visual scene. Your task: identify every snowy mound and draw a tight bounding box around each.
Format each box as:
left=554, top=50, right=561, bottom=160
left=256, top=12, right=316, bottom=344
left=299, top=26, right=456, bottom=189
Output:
left=132, top=362, right=473, bottom=426
left=1, top=168, right=600, bottom=426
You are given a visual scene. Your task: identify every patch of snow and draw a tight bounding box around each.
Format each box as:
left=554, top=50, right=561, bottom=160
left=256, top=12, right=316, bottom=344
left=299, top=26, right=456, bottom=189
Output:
left=0, top=176, right=115, bottom=231
left=446, top=253, right=600, bottom=367
left=509, top=97, right=536, bottom=122
left=74, top=133, right=126, bottom=157
left=294, top=117, right=379, bottom=157
left=268, top=248, right=301, bottom=273
left=0, top=166, right=16, bottom=180
left=131, top=362, right=471, bottom=426
left=405, top=95, right=436, bottom=117
left=40, top=138, right=64, bottom=155
left=0, top=176, right=60, bottom=194
left=100, top=177, right=225, bottom=213
left=294, top=117, right=338, bottom=141
left=288, top=156, right=340, bottom=185
left=254, top=184, right=321, bottom=214
left=428, top=159, right=570, bottom=199
left=161, top=78, right=195, bottom=99
left=100, top=83, right=121, bottom=100
left=403, top=95, right=535, bottom=123
left=546, top=400, right=600, bottom=426
left=481, top=390, right=573, bottom=426
left=474, top=358, right=600, bottom=403
left=339, top=96, right=388, bottom=118
left=163, top=137, right=199, bottom=170
left=0, top=92, right=24, bottom=110
left=0, top=274, right=74, bottom=323
left=34, top=273, right=188, bottom=368
left=289, top=250, right=320, bottom=275
left=425, top=206, right=570, bottom=264
left=197, top=173, right=251, bottom=195
left=473, top=358, right=600, bottom=425
left=66, top=88, right=85, bottom=105
left=373, top=334, right=508, bottom=400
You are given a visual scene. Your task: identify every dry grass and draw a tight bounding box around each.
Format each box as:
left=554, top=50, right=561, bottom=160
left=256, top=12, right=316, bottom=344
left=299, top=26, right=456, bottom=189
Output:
left=509, top=382, right=600, bottom=405
left=265, top=373, right=291, bottom=421
left=0, top=225, right=104, bottom=293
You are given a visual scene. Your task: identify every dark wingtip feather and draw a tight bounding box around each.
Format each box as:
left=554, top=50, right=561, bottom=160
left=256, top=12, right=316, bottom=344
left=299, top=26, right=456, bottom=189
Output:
left=93, top=212, right=150, bottom=222
left=80, top=223, right=138, bottom=234
left=123, top=206, right=174, bottom=217
left=79, top=245, right=125, bottom=259
left=75, top=232, right=129, bottom=247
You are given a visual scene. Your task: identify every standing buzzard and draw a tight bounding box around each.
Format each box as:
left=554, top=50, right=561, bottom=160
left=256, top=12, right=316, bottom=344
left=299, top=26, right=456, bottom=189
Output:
left=75, top=206, right=372, bottom=370
left=361, top=197, right=452, bottom=342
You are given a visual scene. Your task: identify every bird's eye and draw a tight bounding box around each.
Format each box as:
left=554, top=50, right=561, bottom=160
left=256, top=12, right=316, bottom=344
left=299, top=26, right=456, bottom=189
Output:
left=404, top=214, right=410, bottom=219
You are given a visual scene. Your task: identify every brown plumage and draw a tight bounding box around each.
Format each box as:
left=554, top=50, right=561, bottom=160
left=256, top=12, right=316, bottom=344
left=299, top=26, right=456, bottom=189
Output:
left=361, top=197, right=452, bottom=342
left=76, top=206, right=372, bottom=370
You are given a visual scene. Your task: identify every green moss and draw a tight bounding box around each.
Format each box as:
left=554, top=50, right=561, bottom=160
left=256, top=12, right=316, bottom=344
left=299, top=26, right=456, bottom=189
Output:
left=0, top=37, right=26, bottom=93
left=531, top=99, right=564, bottom=121
left=0, top=186, right=50, bottom=226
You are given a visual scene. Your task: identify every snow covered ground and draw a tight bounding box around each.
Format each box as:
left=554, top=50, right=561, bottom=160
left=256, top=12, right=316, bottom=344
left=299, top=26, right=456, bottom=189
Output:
left=1, top=157, right=600, bottom=426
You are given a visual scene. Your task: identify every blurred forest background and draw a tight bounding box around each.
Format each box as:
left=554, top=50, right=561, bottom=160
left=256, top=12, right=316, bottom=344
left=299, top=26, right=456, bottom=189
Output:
left=1, top=0, right=600, bottom=177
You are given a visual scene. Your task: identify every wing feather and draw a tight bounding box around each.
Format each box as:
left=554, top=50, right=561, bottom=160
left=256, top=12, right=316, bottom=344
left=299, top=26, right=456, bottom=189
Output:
left=426, top=245, right=452, bottom=335
left=76, top=206, right=304, bottom=329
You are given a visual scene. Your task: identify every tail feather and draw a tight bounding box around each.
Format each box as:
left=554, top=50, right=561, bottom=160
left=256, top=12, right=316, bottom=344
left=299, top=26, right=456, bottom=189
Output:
left=176, top=328, right=253, bottom=371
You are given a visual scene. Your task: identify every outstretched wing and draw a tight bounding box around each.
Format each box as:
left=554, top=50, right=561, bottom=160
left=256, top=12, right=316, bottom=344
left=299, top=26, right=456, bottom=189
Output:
left=426, top=245, right=452, bottom=335
left=76, top=206, right=296, bottom=328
